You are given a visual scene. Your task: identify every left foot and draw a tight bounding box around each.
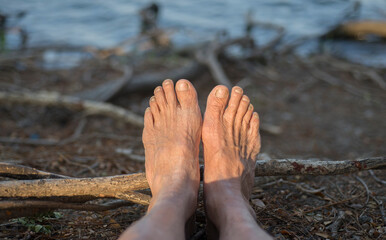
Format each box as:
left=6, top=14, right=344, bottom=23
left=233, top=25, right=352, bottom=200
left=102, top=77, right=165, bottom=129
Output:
left=142, top=79, right=202, bottom=217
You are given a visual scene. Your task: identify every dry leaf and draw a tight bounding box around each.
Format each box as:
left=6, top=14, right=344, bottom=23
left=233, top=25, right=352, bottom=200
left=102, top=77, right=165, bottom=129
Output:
left=315, top=232, right=330, bottom=238
left=251, top=199, right=266, bottom=208
left=323, top=221, right=332, bottom=225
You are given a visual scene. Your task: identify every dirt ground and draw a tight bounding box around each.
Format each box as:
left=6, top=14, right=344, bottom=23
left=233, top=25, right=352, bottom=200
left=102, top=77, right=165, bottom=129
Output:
left=0, top=51, right=385, bottom=239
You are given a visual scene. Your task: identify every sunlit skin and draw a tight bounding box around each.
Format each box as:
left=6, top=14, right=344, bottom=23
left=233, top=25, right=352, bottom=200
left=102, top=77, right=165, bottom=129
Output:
left=119, top=79, right=272, bottom=240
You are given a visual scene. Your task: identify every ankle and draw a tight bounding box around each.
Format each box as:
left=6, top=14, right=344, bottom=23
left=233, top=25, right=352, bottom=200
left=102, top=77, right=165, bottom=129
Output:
left=205, top=185, right=254, bottom=227
left=149, top=185, right=198, bottom=219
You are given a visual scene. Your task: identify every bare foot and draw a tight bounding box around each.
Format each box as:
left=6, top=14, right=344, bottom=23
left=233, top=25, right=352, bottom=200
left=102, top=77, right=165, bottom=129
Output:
left=119, top=79, right=201, bottom=240
left=143, top=79, right=202, bottom=216
left=202, top=85, right=271, bottom=239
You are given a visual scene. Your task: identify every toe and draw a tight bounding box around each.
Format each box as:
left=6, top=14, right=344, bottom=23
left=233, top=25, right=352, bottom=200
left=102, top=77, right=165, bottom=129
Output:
left=233, top=95, right=250, bottom=144
left=175, top=79, right=198, bottom=109
left=154, top=86, right=167, bottom=111
left=247, top=112, right=261, bottom=159
left=205, top=85, right=229, bottom=119
left=240, top=104, right=253, bottom=157
left=223, top=86, right=243, bottom=127
left=162, top=79, right=177, bottom=107
left=144, top=107, right=153, bottom=128
left=149, top=96, right=160, bottom=121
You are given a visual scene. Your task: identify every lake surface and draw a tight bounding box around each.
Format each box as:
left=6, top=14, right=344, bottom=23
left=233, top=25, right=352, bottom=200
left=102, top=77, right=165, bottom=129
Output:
left=1, top=0, right=386, bottom=66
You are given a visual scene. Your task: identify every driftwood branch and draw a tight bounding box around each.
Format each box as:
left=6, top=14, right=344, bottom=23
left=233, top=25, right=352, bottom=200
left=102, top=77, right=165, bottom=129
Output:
left=195, top=37, right=252, bottom=88
left=0, top=162, right=67, bottom=180
left=0, top=91, right=144, bottom=127
left=0, top=173, right=148, bottom=200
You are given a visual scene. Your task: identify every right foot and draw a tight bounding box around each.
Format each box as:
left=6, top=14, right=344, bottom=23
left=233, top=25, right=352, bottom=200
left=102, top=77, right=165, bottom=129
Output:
left=202, top=85, right=271, bottom=239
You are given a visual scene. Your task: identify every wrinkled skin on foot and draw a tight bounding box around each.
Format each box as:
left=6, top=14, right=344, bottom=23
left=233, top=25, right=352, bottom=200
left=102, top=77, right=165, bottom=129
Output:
left=203, top=85, right=261, bottom=200
left=142, top=79, right=202, bottom=213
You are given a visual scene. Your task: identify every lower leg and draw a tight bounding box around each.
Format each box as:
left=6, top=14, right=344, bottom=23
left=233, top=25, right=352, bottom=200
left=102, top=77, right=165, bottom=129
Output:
left=205, top=182, right=270, bottom=240
left=119, top=188, right=196, bottom=240
left=203, top=85, right=272, bottom=240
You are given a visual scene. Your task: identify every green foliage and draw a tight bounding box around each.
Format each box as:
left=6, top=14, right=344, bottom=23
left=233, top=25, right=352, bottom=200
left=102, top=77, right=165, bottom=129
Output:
left=12, top=211, right=63, bottom=234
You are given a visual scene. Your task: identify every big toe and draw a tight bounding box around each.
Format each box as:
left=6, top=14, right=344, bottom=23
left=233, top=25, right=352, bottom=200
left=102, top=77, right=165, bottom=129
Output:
left=175, top=79, right=198, bottom=109
left=205, top=85, right=229, bottom=120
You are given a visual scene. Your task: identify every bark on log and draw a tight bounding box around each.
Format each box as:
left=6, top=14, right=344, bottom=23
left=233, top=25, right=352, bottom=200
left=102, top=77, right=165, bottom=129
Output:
left=0, top=91, right=144, bottom=127
left=0, top=173, right=148, bottom=200
left=255, top=157, right=386, bottom=176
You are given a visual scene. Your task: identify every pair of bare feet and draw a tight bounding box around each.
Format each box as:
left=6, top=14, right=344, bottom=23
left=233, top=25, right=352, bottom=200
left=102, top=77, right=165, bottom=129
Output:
left=119, top=79, right=272, bottom=240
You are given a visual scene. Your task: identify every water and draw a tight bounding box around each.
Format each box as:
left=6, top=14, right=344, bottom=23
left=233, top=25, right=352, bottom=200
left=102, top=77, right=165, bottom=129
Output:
left=1, top=0, right=386, bottom=66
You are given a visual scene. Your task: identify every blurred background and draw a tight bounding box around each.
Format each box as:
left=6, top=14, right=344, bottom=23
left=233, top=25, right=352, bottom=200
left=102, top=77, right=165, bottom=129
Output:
left=0, top=1, right=385, bottom=239
left=1, top=0, right=386, bottom=65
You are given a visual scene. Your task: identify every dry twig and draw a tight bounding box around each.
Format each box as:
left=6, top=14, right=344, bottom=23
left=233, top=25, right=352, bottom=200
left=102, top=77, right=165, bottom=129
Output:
left=354, top=176, right=370, bottom=207
left=195, top=37, right=252, bottom=88
left=261, top=178, right=325, bottom=194
left=369, top=170, right=386, bottom=185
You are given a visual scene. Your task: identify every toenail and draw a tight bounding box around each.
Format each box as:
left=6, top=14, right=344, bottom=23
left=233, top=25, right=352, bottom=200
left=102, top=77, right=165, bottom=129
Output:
left=145, top=107, right=151, bottom=112
left=254, top=112, right=259, bottom=119
left=163, top=79, right=172, bottom=85
left=234, top=87, right=242, bottom=94
left=215, top=88, right=227, bottom=98
left=155, top=86, right=162, bottom=92
left=248, top=104, right=253, bottom=110
left=177, top=82, right=188, bottom=91
left=242, top=95, right=249, bottom=101
left=150, top=96, right=155, bottom=102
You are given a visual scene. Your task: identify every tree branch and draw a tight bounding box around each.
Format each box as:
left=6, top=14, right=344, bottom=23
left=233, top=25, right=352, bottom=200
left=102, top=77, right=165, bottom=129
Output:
left=0, top=91, right=144, bottom=127
left=255, top=157, right=386, bottom=176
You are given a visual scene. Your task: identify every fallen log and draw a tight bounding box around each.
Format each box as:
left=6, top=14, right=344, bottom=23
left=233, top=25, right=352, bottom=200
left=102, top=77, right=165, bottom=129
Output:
left=1, top=157, right=384, bottom=198
left=0, top=157, right=384, bottom=220
left=321, top=21, right=386, bottom=41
